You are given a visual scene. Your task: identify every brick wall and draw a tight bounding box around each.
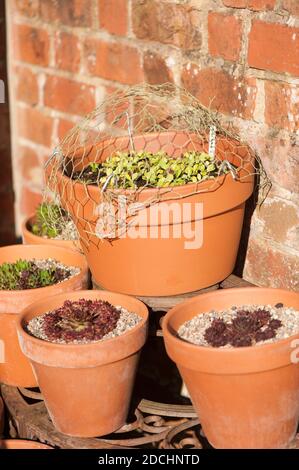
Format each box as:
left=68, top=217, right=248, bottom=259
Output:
left=6, top=0, right=299, bottom=290
left=0, top=0, right=14, bottom=245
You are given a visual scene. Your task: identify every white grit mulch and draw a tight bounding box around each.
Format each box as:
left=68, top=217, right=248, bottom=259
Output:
left=178, top=304, right=299, bottom=348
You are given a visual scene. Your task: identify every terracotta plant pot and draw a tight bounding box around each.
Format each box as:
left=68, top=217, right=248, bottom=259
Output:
left=22, top=213, right=81, bottom=251
left=163, top=287, right=299, bottom=449
left=49, top=132, right=254, bottom=296
left=0, top=397, right=4, bottom=436
left=0, top=439, right=53, bottom=449
left=0, top=244, right=89, bottom=388
left=17, top=290, right=149, bottom=437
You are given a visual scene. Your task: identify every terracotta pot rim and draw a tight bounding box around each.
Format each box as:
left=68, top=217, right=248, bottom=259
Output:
left=17, top=289, right=149, bottom=351
left=56, top=131, right=255, bottom=197
left=0, top=244, right=87, bottom=296
left=163, top=287, right=299, bottom=355
left=0, top=439, right=53, bottom=449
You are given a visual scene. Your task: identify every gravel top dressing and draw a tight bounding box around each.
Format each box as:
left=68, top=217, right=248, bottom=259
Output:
left=46, top=220, right=78, bottom=241
left=34, top=259, right=80, bottom=276
left=26, top=298, right=142, bottom=344
left=178, top=304, right=299, bottom=348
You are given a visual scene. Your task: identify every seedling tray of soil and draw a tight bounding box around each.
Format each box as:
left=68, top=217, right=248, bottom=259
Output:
left=70, top=150, right=231, bottom=189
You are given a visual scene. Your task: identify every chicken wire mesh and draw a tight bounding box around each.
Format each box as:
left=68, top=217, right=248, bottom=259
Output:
left=44, top=83, right=270, bottom=249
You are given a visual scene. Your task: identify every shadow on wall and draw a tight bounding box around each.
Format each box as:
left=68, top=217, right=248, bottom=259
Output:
left=235, top=166, right=266, bottom=278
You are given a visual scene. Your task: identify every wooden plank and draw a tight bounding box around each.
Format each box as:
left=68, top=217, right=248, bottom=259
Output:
left=220, top=274, right=255, bottom=289
left=136, top=284, right=220, bottom=311
left=92, top=280, right=220, bottom=312
left=93, top=274, right=255, bottom=312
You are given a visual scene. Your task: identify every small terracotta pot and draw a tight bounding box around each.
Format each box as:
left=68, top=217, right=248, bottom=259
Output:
left=49, top=132, right=255, bottom=296
left=22, top=213, right=81, bottom=251
left=0, top=397, right=4, bottom=436
left=163, top=287, right=299, bottom=449
left=0, top=439, right=53, bottom=449
left=0, top=244, right=89, bottom=388
left=17, top=290, right=149, bottom=437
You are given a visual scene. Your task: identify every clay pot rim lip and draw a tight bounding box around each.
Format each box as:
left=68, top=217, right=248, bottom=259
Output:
left=22, top=213, right=79, bottom=244
left=54, top=130, right=255, bottom=196
left=162, top=286, right=299, bottom=354
left=0, top=439, right=53, bottom=449
left=0, top=244, right=88, bottom=295
left=17, top=289, right=149, bottom=350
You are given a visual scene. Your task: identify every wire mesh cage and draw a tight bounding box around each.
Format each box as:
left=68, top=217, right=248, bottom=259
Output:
left=44, top=83, right=270, bottom=250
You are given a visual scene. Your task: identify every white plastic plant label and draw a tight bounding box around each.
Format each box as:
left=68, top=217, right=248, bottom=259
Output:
left=208, top=125, right=216, bottom=158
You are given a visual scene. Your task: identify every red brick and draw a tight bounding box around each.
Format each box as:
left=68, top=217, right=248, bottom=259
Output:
left=40, top=0, right=92, bottom=27
left=13, top=0, right=40, bottom=17
left=282, top=0, right=299, bottom=16
left=248, top=21, right=299, bottom=76
left=84, top=39, right=143, bottom=85
left=245, top=238, right=299, bottom=291
left=208, top=13, right=242, bottom=61
left=13, top=24, right=49, bottom=66
left=19, top=145, right=40, bottom=181
left=181, top=65, right=256, bottom=119
left=264, top=81, right=299, bottom=131
left=44, top=75, right=95, bottom=116
left=223, top=0, right=275, bottom=9
left=57, top=118, right=76, bottom=141
left=99, top=0, right=127, bottom=36
left=222, top=0, right=247, bottom=6
left=20, top=186, right=42, bottom=217
left=15, top=66, right=39, bottom=105
left=248, top=0, right=275, bottom=9
left=132, top=0, right=201, bottom=50
left=55, top=32, right=80, bottom=73
left=143, top=51, right=173, bottom=85
left=17, top=106, right=53, bottom=146
left=254, top=133, right=299, bottom=193
left=104, top=86, right=130, bottom=129
left=257, top=198, right=298, bottom=245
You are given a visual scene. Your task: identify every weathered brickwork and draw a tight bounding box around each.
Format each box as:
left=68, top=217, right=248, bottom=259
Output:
left=6, top=0, right=299, bottom=289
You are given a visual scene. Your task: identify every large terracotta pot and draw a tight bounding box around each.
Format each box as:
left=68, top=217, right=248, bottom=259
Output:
left=0, top=397, right=4, bottom=436
left=163, top=287, right=299, bottom=449
left=22, top=214, right=81, bottom=251
left=0, top=439, right=53, bottom=449
left=0, top=244, right=89, bottom=388
left=17, top=290, right=149, bottom=437
left=48, top=132, right=255, bottom=296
